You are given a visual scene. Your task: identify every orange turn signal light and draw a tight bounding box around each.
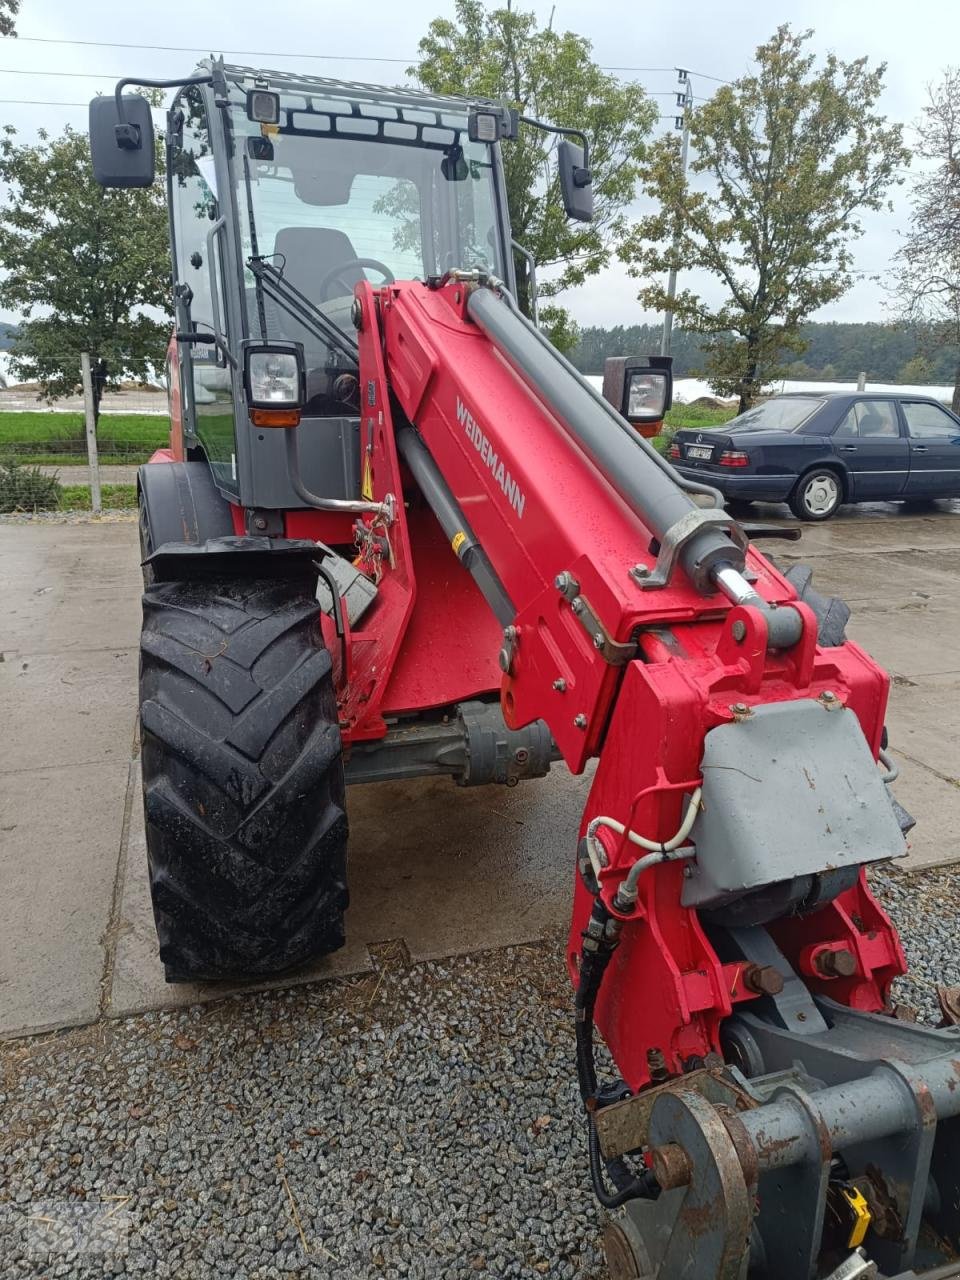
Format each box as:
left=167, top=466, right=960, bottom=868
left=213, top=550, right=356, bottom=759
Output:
left=250, top=407, right=302, bottom=428
left=635, top=419, right=662, bottom=440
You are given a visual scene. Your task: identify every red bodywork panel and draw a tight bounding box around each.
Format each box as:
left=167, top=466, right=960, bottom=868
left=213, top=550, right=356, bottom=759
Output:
left=151, top=280, right=907, bottom=1090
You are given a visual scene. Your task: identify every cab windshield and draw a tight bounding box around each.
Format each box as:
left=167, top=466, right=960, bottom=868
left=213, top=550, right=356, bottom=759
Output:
left=229, top=101, right=505, bottom=347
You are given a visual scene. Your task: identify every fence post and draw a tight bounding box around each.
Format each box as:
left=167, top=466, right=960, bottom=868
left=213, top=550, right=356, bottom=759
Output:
left=857, top=371, right=867, bottom=392
left=80, top=353, right=102, bottom=516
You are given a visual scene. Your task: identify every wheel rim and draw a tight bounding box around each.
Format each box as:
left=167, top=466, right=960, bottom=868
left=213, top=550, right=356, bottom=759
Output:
left=802, top=473, right=839, bottom=515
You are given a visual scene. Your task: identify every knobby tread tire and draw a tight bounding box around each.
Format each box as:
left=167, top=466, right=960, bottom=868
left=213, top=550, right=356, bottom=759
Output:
left=139, top=576, right=348, bottom=982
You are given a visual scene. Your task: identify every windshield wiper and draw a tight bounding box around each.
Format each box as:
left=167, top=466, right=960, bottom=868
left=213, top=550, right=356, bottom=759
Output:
left=246, top=255, right=359, bottom=367
left=240, top=150, right=358, bottom=368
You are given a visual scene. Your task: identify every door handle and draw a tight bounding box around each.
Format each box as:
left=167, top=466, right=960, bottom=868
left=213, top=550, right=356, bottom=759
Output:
left=913, top=445, right=929, bottom=453
left=840, top=445, right=857, bottom=452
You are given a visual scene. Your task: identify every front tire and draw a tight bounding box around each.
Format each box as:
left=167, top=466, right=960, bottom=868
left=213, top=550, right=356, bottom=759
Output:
left=139, top=576, right=348, bottom=982
left=789, top=469, right=842, bottom=521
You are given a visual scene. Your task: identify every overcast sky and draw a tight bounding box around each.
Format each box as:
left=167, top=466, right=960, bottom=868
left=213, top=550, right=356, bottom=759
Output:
left=2, top=0, right=959, bottom=330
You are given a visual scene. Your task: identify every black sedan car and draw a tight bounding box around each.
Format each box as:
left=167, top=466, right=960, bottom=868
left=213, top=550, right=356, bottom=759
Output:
left=668, top=392, right=960, bottom=520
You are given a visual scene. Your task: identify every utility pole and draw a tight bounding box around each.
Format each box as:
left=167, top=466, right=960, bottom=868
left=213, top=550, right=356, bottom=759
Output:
left=660, top=69, right=694, bottom=357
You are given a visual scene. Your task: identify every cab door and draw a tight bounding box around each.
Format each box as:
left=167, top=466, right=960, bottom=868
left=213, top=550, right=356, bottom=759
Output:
left=831, top=398, right=910, bottom=498
left=168, top=87, right=238, bottom=495
left=901, top=400, right=960, bottom=497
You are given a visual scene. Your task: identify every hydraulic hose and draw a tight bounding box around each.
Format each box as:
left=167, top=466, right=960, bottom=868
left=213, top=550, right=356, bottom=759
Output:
left=575, top=898, right=659, bottom=1206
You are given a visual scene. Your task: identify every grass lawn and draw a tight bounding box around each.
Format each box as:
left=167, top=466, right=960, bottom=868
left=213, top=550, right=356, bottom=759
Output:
left=665, top=403, right=738, bottom=430
left=59, top=483, right=138, bottom=511
left=0, top=412, right=168, bottom=465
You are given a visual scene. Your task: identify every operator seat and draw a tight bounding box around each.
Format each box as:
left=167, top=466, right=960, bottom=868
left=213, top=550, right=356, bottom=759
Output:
left=274, top=227, right=365, bottom=310
left=269, top=227, right=365, bottom=406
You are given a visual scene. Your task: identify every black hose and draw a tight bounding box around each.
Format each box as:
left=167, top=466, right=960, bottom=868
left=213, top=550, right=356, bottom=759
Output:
left=575, top=899, right=659, bottom=1206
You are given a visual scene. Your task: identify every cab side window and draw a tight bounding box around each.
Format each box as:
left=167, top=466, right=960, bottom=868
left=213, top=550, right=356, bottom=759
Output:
left=170, top=88, right=237, bottom=491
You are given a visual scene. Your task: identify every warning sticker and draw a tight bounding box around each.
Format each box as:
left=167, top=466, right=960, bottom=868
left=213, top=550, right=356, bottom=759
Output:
left=451, top=530, right=467, bottom=556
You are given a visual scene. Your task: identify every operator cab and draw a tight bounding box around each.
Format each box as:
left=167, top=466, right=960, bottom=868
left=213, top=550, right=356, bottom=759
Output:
left=88, top=60, right=591, bottom=514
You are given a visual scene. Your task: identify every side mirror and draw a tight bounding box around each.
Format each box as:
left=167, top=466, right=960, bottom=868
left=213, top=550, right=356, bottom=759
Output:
left=243, top=341, right=306, bottom=427
left=602, top=355, right=673, bottom=439
left=557, top=138, right=593, bottom=222
left=89, top=94, right=156, bottom=188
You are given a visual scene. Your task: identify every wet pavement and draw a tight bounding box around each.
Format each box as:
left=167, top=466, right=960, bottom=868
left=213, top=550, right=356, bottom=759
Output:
left=1, top=500, right=959, bottom=1038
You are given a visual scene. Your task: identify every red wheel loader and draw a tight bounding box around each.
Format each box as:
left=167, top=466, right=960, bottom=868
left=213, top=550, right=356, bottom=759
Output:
left=90, top=61, right=960, bottom=1280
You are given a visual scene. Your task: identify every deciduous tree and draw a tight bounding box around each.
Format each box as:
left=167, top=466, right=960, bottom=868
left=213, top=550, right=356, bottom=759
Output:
left=0, top=119, right=170, bottom=425
left=0, top=0, right=19, bottom=38
left=891, top=68, right=960, bottom=411
left=620, top=26, right=908, bottom=410
left=411, top=0, right=657, bottom=350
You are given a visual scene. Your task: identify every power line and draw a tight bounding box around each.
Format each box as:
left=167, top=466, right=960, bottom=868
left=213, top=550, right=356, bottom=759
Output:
left=0, top=98, right=90, bottom=106
left=0, top=35, right=731, bottom=81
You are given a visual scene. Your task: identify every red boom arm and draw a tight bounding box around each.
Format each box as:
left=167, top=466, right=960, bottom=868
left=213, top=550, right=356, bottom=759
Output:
left=354, top=276, right=905, bottom=1088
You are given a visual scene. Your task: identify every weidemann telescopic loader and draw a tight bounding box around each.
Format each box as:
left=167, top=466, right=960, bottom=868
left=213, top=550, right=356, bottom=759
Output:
left=89, top=60, right=960, bottom=1279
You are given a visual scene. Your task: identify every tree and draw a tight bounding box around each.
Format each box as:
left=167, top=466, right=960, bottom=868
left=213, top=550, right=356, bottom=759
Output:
left=0, top=120, right=171, bottom=425
left=890, top=68, right=960, bottom=411
left=0, top=0, right=18, bottom=37
left=619, top=26, right=909, bottom=411
left=410, top=0, right=657, bottom=350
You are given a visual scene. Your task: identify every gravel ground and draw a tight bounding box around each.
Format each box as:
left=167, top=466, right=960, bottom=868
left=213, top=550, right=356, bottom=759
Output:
left=0, top=510, right=137, bottom=525
left=0, top=939, right=605, bottom=1280
left=2, top=866, right=958, bottom=1280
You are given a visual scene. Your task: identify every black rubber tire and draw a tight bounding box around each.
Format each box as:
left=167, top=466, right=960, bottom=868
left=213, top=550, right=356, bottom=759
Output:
left=788, top=468, right=843, bottom=521
left=139, top=576, right=348, bottom=982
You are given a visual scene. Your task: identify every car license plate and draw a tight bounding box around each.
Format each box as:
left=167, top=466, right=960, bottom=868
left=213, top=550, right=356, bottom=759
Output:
left=686, top=445, right=713, bottom=460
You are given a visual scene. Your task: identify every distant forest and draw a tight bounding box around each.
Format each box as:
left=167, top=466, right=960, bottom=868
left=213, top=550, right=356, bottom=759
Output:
left=569, top=322, right=960, bottom=385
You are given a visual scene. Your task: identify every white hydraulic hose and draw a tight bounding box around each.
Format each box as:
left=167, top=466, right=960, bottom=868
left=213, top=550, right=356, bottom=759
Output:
left=585, top=788, right=702, bottom=907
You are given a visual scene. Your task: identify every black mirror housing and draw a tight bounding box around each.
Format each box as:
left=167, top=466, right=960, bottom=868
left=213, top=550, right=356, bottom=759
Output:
left=89, top=94, right=156, bottom=188
left=557, top=138, right=593, bottom=222
left=602, top=355, right=673, bottom=438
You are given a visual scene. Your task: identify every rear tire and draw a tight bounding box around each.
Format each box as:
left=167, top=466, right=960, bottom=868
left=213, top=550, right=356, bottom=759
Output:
left=139, top=576, right=348, bottom=982
left=789, top=469, right=842, bottom=521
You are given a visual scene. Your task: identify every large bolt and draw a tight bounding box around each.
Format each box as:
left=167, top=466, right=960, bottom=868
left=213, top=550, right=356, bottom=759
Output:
left=574, top=713, right=588, bottom=730
left=571, top=598, right=585, bottom=615
left=730, top=702, right=750, bottom=717
left=731, top=619, right=747, bottom=643
left=813, top=947, right=857, bottom=979
left=552, top=678, right=567, bottom=693
left=743, top=964, right=784, bottom=996
left=593, top=632, right=605, bottom=650
left=650, top=1143, right=692, bottom=1190
left=631, top=564, right=650, bottom=580
left=554, top=571, right=579, bottom=599
left=253, top=515, right=268, bottom=531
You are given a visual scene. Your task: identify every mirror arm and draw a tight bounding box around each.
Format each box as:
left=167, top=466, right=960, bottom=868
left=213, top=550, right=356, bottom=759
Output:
left=112, top=73, right=214, bottom=148
left=518, top=115, right=591, bottom=176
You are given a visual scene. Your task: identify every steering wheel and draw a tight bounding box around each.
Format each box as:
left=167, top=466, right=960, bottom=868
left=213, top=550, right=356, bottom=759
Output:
left=318, top=258, right=395, bottom=301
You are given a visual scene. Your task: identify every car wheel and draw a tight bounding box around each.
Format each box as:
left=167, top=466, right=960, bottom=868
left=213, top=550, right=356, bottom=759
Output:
left=789, top=470, right=842, bottom=521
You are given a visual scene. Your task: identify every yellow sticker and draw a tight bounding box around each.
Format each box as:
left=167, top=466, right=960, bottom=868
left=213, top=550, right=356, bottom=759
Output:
left=260, top=122, right=279, bottom=136
left=451, top=530, right=467, bottom=556
left=361, top=456, right=374, bottom=501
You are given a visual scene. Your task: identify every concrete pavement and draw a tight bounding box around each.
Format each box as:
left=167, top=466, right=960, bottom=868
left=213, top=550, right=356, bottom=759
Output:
left=2, top=502, right=960, bottom=1038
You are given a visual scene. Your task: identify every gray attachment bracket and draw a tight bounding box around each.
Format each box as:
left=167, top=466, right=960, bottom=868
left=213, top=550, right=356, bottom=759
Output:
left=555, top=571, right=637, bottom=666
left=630, top=508, right=750, bottom=591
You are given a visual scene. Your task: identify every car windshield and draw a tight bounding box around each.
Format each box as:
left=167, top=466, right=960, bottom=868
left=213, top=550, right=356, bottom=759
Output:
left=228, top=100, right=505, bottom=343
left=725, top=397, right=825, bottom=434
